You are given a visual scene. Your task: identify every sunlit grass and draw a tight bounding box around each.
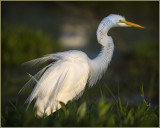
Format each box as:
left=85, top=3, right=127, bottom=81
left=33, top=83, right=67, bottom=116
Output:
left=2, top=84, right=159, bottom=127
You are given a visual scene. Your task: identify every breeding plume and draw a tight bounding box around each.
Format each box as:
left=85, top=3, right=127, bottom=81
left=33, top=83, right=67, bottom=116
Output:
left=21, top=14, right=144, bottom=117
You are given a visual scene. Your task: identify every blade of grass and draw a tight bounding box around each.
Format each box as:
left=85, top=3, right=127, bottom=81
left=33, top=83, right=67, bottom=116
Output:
left=104, top=83, right=118, bottom=104
left=99, top=84, right=104, bottom=99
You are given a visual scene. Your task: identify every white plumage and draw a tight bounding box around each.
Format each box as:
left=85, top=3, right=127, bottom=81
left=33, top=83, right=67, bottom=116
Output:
left=21, top=14, right=143, bottom=117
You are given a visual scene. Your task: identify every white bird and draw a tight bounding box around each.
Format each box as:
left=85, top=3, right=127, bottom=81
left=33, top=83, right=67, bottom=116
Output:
left=21, top=14, right=144, bottom=117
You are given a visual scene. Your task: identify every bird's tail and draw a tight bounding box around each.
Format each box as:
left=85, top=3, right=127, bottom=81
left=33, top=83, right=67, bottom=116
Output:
left=22, top=59, right=69, bottom=117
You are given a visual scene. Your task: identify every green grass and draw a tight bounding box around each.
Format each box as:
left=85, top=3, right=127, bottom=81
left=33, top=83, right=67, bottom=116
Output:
left=2, top=84, right=159, bottom=127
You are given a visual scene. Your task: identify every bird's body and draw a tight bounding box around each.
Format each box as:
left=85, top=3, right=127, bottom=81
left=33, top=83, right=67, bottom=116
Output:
left=21, top=14, right=143, bottom=117
left=32, top=50, right=90, bottom=116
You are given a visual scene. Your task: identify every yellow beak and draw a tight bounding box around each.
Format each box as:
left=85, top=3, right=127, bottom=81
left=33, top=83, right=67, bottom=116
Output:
left=119, top=20, right=144, bottom=29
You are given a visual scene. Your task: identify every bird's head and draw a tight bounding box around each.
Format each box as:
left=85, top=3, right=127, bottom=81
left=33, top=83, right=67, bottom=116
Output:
left=107, top=14, right=144, bottom=28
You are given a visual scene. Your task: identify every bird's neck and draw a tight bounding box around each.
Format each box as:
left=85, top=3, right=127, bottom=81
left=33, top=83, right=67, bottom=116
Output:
left=97, top=17, right=114, bottom=46
left=88, top=18, right=114, bottom=87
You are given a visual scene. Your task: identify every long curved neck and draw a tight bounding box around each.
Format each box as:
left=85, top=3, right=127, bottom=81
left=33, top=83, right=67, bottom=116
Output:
left=88, top=18, right=114, bottom=87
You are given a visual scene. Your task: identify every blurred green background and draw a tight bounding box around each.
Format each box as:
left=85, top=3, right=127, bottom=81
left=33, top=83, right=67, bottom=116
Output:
left=1, top=1, right=159, bottom=127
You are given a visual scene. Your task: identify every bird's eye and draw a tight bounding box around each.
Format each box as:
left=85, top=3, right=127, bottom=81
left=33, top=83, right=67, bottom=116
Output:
left=119, top=20, right=123, bottom=23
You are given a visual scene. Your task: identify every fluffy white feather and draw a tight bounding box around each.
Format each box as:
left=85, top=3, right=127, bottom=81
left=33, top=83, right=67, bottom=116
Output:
left=23, top=51, right=90, bottom=116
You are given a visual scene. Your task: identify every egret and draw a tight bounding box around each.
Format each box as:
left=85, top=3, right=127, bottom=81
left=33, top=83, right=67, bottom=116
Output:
left=21, top=14, right=144, bottom=117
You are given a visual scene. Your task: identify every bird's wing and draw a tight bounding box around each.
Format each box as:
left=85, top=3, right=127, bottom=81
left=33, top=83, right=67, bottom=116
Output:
left=19, top=51, right=78, bottom=93
left=22, top=51, right=90, bottom=116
